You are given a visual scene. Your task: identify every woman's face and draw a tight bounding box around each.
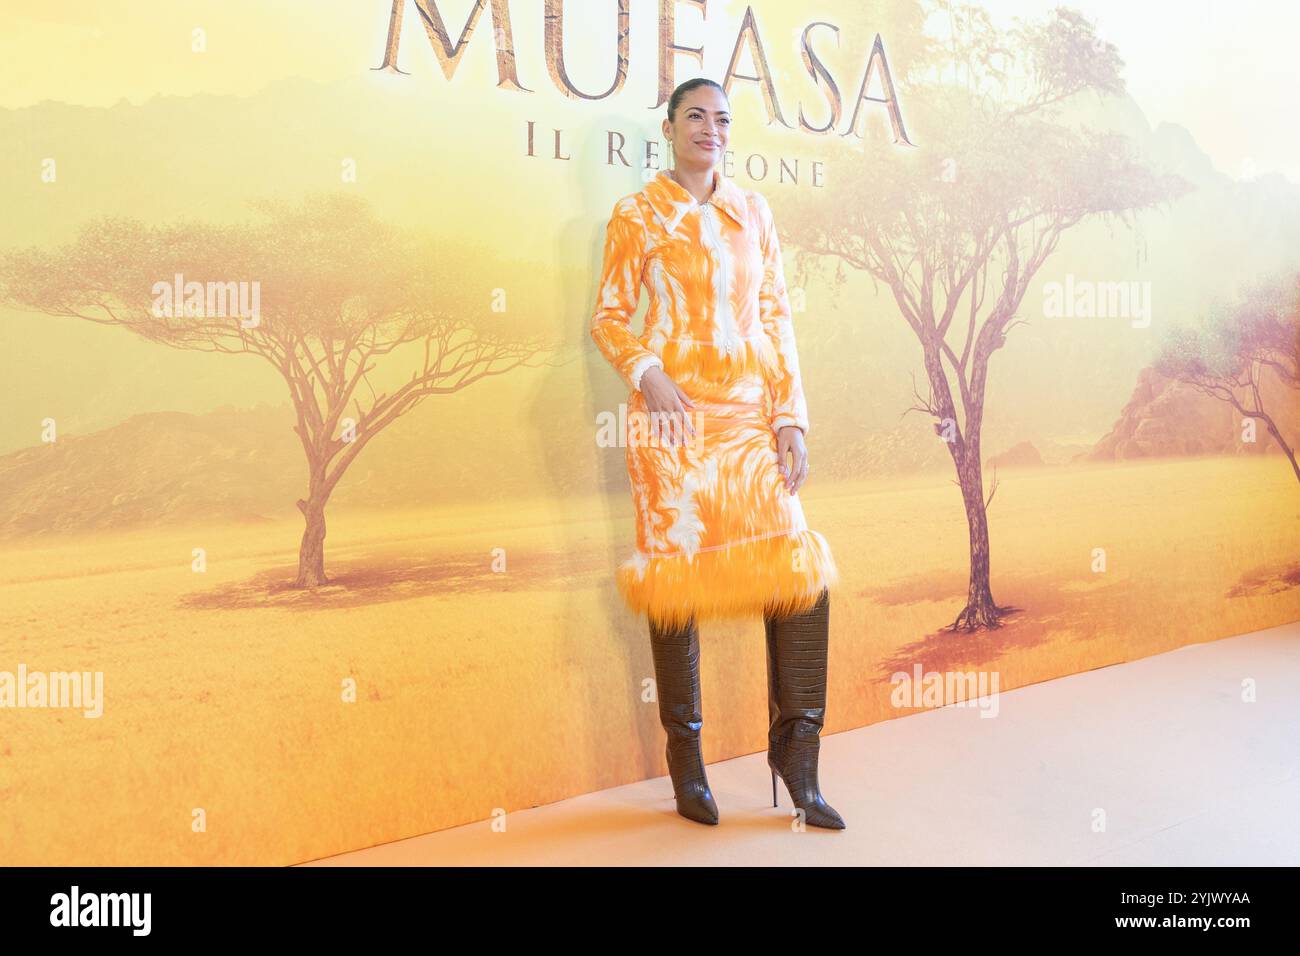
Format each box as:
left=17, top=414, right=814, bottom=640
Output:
left=663, top=86, right=731, bottom=171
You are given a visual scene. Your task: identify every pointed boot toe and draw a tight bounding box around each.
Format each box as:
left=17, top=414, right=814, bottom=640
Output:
left=805, top=798, right=845, bottom=830
left=675, top=784, right=720, bottom=825
left=770, top=756, right=846, bottom=829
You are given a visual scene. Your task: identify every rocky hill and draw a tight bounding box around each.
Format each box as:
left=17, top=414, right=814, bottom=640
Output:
left=1085, top=365, right=1299, bottom=460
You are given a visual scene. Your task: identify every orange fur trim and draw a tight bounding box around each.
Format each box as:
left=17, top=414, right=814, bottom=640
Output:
left=616, top=529, right=839, bottom=630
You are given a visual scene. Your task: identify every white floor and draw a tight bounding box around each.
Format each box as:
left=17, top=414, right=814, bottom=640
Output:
left=303, top=622, right=1300, bottom=866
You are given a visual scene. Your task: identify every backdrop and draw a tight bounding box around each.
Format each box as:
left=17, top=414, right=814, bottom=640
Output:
left=1, top=0, right=1297, bottom=865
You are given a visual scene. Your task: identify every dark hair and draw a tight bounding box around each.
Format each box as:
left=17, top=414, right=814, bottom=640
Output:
left=667, top=78, right=728, bottom=122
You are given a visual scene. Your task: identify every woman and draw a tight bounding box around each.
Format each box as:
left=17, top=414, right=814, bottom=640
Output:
left=589, top=79, right=844, bottom=830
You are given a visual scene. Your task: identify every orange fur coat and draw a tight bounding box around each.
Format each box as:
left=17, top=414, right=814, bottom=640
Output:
left=590, top=168, right=838, bottom=629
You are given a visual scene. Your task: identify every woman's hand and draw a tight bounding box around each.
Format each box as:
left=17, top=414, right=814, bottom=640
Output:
left=639, top=366, right=696, bottom=446
left=775, top=425, right=808, bottom=494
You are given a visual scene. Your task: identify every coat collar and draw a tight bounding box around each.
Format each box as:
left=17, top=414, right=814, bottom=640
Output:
left=643, top=168, right=748, bottom=235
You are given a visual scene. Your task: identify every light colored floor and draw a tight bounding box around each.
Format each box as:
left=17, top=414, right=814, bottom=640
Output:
left=302, top=622, right=1300, bottom=866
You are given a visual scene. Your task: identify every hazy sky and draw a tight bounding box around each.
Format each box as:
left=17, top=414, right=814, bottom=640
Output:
left=2, top=0, right=1296, bottom=183
left=977, top=0, right=1299, bottom=182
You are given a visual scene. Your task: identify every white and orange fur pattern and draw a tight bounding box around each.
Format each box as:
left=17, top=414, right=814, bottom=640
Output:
left=591, top=167, right=838, bottom=630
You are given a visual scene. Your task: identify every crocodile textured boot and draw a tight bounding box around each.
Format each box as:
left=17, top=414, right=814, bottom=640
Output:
left=648, top=613, right=719, bottom=825
left=765, top=587, right=845, bottom=829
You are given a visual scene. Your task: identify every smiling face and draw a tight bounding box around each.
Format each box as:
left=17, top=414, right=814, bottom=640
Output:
left=663, top=85, right=731, bottom=172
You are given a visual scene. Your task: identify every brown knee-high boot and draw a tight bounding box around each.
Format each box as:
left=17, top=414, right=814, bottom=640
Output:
left=648, top=613, right=719, bottom=825
left=764, top=587, right=845, bottom=829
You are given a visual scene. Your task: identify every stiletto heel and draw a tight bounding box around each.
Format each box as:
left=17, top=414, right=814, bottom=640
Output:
left=771, top=767, right=777, bottom=807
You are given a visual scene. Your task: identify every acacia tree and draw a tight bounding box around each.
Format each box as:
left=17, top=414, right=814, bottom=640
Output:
left=0, top=193, right=549, bottom=587
left=784, top=1, right=1190, bottom=630
left=1155, top=270, right=1300, bottom=483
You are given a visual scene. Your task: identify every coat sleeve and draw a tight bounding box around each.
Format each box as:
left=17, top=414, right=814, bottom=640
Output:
left=589, top=197, right=664, bottom=393
left=755, top=193, right=810, bottom=436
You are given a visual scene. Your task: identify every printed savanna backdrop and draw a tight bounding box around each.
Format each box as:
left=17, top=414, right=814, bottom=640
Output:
left=0, top=0, right=1296, bottom=865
